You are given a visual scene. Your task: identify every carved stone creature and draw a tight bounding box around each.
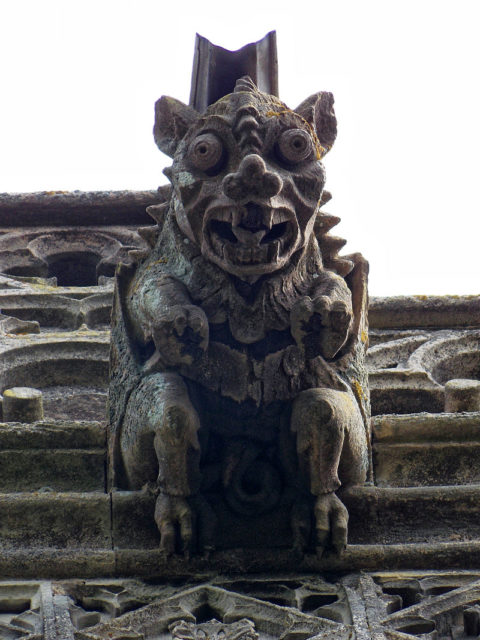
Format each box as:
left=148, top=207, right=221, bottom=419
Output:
left=108, top=77, right=370, bottom=557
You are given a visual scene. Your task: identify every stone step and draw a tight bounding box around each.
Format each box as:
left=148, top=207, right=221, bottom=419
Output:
left=0, top=485, right=477, bottom=554
left=372, top=412, right=480, bottom=487
left=112, top=484, right=480, bottom=550
left=2, top=413, right=478, bottom=493
left=0, top=492, right=111, bottom=551
left=0, top=420, right=106, bottom=491
left=2, top=542, right=480, bottom=580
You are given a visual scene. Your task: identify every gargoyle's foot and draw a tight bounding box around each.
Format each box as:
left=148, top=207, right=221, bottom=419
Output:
left=154, top=493, right=193, bottom=557
left=314, top=492, right=348, bottom=558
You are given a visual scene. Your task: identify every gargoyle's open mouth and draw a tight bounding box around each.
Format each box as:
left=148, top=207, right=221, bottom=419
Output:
left=204, top=202, right=297, bottom=272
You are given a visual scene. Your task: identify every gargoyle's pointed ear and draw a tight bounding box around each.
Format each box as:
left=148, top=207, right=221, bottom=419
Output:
left=153, top=96, right=199, bottom=157
left=294, top=92, right=337, bottom=155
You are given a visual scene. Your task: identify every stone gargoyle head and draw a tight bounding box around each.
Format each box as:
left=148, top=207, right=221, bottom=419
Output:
left=153, top=77, right=337, bottom=280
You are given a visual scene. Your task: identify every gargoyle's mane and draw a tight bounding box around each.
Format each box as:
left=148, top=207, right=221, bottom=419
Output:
left=315, top=191, right=354, bottom=277
left=128, top=184, right=172, bottom=264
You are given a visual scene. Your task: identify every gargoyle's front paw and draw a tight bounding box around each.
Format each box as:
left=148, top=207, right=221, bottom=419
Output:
left=323, top=298, right=352, bottom=356
left=291, top=296, right=352, bottom=359
left=314, top=492, right=348, bottom=558
left=154, top=493, right=193, bottom=557
left=152, top=304, right=209, bottom=366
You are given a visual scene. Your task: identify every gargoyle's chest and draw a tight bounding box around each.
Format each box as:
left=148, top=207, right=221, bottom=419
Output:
left=182, top=324, right=306, bottom=406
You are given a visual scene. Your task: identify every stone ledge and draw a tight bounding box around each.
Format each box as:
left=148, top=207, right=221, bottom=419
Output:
left=343, top=484, right=480, bottom=545
left=373, top=442, right=480, bottom=487
left=0, top=492, right=111, bottom=550
left=372, top=412, right=480, bottom=443
left=0, top=191, right=160, bottom=227
left=0, top=449, right=106, bottom=492
left=372, top=412, right=480, bottom=487
left=114, top=542, right=480, bottom=576
left=112, top=485, right=480, bottom=551
left=0, top=420, right=105, bottom=449
left=2, top=485, right=478, bottom=556
left=1, top=543, right=480, bottom=579
left=0, top=550, right=115, bottom=579
left=369, top=295, right=480, bottom=329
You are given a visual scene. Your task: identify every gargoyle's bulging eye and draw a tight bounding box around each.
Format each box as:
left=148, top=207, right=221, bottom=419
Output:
left=276, top=129, right=313, bottom=165
left=189, top=133, right=224, bottom=173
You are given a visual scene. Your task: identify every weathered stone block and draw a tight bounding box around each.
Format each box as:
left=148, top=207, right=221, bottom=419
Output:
left=0, top=550, right=115, bottom=579
left=0, top=493, right=111, bottom=550
left=372, top=412, right=480, bottom=486
left=369, top=296, right=480, bottom=330
left=111, top=491, right=159, bottom=550
left=344, top=485, right=480, bottom=545
left=374, top=442, right=480, bottom=487
left=0, top=449, right=106, bottom=492
left=445, top=378, right=480, bottom=412
left=0, top=420, right=106, bottom=491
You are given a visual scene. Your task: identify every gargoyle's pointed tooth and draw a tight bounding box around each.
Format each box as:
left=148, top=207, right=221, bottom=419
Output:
left=315, top=213, right=340, bottom=234
left=146, top=203, right=168, bottom=223
left=128, top=248, right=150, bottom=264
left=319, top=190, right=332, bottom=207
left=265, top=209, right=273, bottom=230
left=322, top=235, right=347, bottom=252
left=137, top=226, right=159, bottom=247
left=157, top=184, right=173, bottom=202
left=328, top=257, right=354, bottom=277
left=232, top=209, right=242, bottom=227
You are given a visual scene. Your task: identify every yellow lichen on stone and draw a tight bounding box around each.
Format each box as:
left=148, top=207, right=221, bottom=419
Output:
left=352, top=378, right=367, bottom=404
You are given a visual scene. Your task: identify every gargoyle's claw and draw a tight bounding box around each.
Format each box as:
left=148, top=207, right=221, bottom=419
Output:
left=312, top=295, right=332, bottom=322
left=315, top=525, right=330, bottom=553
left=314, top=492, right=349, bottom=556
left=296, top=295, right=314, bottom=316
left=158, top=522, right=175, bottom=556
left=173, top=310, right=187, bottom=336
left=189, top=314, right=203, bottom=333
left=179, top=509, right=193, bottom=556
left=155, top=494, right=193, bottom=557
left=330, top=300, right=352, bottom=337
left=152, top=304, right=209, bottom=366
left=332, top=522, right=348, bottom=555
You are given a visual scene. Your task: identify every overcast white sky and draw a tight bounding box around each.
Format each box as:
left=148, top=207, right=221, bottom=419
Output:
left=1, top=0, right=479, bottom=296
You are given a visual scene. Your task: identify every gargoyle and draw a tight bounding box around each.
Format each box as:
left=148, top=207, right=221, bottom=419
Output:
left=108, top=76, right=370, bottom=558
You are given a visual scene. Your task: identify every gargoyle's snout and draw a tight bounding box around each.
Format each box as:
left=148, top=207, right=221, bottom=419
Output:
left=222, top=154, right=283, bottom=201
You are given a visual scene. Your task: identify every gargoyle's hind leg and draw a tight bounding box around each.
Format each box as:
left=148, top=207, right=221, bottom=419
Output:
left=291, top=388, right=368, bottom=556
left=120, top=372, right=201, bottom=555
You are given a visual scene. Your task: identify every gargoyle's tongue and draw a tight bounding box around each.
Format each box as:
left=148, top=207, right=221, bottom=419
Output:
left=230, top=202, right=273, bottom=246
